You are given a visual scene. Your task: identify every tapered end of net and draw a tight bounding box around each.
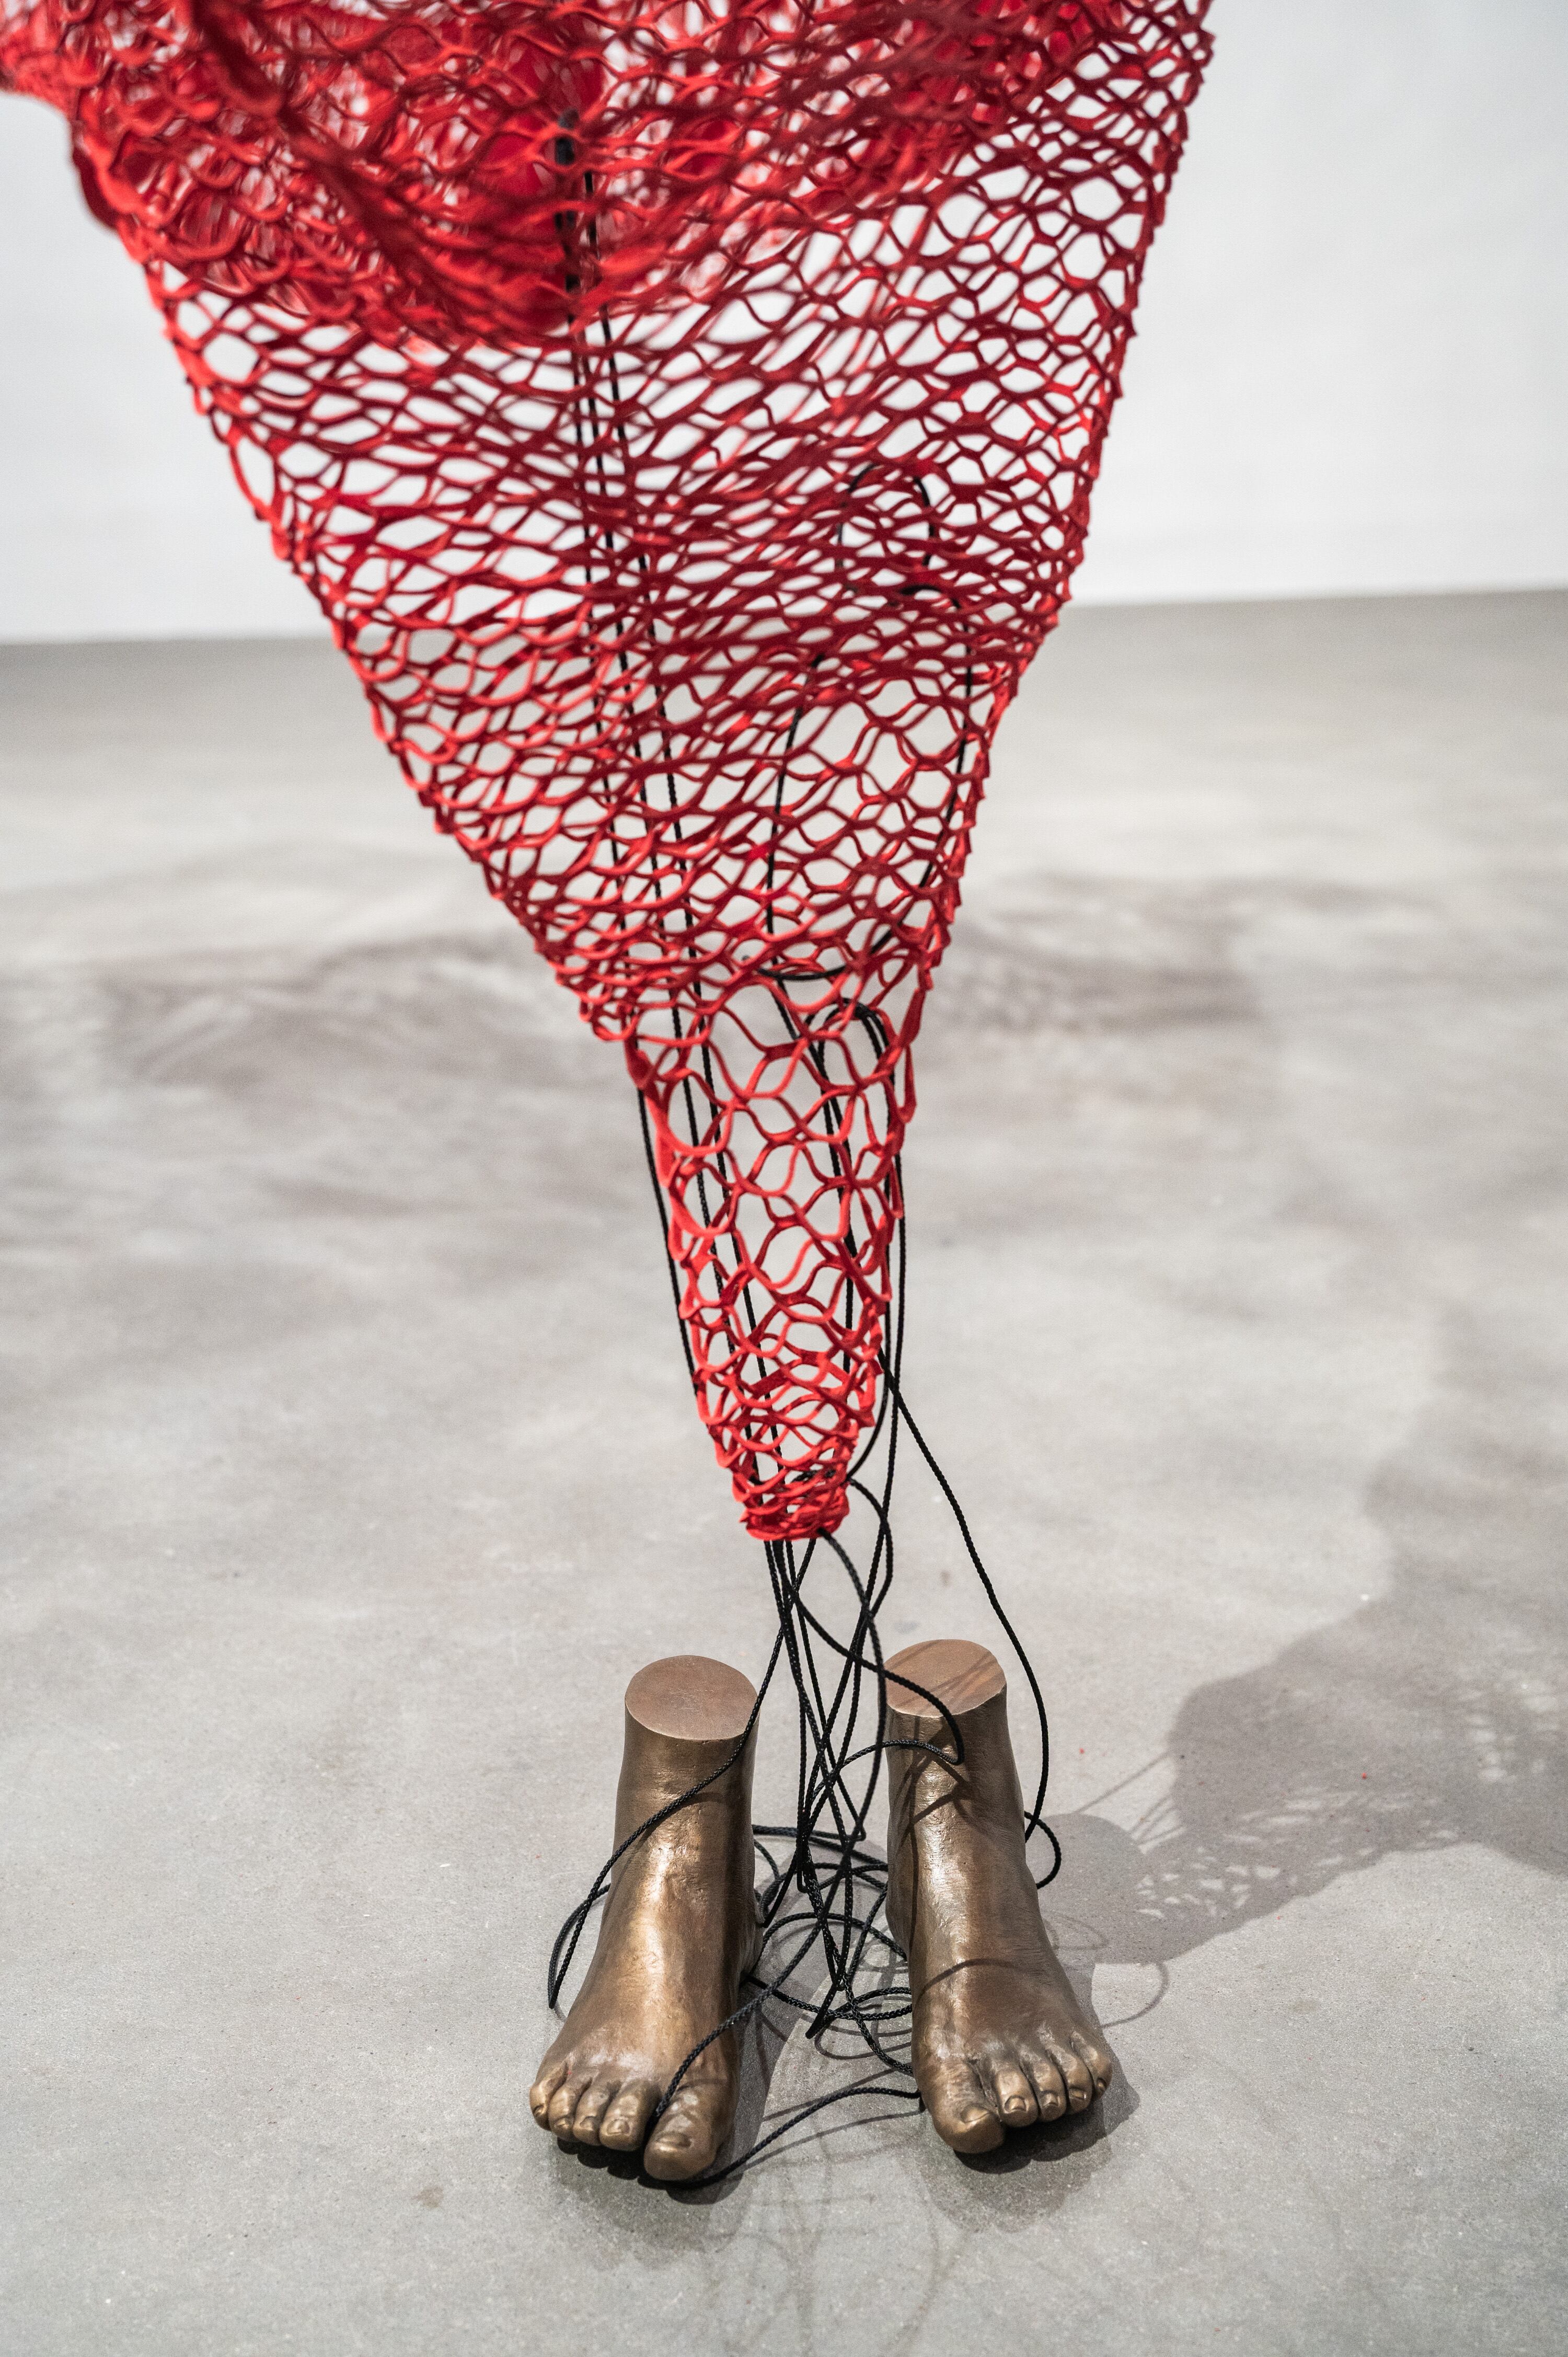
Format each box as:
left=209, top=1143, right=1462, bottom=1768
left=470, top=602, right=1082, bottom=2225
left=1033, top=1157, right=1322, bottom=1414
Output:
left=629, top=988, right=911, bottom=1544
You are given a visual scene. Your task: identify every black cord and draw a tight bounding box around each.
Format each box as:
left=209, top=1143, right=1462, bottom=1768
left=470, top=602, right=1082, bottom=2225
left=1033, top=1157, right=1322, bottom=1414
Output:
left=543, top=1111, right=1058, bottom=2184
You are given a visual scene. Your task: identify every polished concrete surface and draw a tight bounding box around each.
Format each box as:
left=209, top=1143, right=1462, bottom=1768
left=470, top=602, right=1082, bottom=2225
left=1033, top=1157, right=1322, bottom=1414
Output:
left=3, top=594, right=1565, bottom=2354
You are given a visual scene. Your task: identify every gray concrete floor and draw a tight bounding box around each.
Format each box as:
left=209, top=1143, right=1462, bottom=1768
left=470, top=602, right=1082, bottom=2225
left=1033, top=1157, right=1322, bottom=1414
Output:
left=3, top=593, right=1565, bottom=2355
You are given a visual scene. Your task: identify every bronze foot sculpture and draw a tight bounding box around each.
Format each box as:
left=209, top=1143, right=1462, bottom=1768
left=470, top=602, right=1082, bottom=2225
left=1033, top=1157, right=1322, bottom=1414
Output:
left=531, top=1639, right=1111, bottom=2176
left=528, top=1655, right=760, bottom=2182
left=885, top=1638, right=1113, bottom=2153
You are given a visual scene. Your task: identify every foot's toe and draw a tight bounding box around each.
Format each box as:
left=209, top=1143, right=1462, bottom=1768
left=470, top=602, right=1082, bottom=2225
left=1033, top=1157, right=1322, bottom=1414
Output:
left=923, top=2060, right=1004, bottom=2155
left=1048, top=2040, right=1097, bottom=2113
left=644, top=2084, right=730, bottom=2183
left=598, top=2079, right=658, bottom=2154
left=1020, top=2045, right=1068, bottom=2121
left=989, top=2061, right=1039, bottom=2130
left=528, top=2058, right=568, bottom=2131
left=546, top=2074, right=591, bottom=2138
left=1073, top=2033, right=1115, bottom=2097
left=570, top=2076, right=620, bottom=2146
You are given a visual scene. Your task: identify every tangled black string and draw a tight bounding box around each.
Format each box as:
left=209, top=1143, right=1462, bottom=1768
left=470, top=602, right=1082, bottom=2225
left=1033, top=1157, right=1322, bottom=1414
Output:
left=547, top=1124, right=1059, bottom=2186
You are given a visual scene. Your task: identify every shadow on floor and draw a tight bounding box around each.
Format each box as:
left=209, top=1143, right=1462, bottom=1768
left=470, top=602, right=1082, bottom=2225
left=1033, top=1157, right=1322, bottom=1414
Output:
left=1057, top=1302, right=1567, bottom=1988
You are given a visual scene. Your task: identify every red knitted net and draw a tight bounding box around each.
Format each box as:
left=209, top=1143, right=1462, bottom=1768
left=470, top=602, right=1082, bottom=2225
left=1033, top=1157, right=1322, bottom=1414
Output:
left=4, top=0, right=1210, bottom=1543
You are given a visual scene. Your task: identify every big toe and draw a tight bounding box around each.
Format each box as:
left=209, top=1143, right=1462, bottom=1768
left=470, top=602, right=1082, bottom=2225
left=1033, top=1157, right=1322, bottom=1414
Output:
left=922, top=2059, right=1004, bottom=2155
left=643, top=2084, right=732, bottom=2182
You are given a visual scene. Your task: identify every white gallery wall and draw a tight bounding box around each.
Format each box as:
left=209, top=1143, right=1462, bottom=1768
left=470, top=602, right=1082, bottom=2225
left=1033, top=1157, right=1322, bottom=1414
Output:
left=1, top=0, right=1564, bottom=640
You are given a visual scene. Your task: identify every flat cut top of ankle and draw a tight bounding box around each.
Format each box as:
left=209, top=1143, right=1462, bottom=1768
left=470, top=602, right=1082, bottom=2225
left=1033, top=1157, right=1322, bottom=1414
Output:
left=625, top=1655, right=756, bottom=1742
left=885, top=1638, right=1005, bottom=1726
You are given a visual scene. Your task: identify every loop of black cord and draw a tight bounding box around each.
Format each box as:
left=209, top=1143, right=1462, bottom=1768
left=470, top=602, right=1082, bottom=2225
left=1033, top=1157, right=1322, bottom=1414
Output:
left=543, top=1109, right=1060, bottom=2188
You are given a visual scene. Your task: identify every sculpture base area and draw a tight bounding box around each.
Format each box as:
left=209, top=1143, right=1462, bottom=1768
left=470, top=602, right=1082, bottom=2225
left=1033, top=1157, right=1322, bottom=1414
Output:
left=533, top=1643, right=1111, bottom=2179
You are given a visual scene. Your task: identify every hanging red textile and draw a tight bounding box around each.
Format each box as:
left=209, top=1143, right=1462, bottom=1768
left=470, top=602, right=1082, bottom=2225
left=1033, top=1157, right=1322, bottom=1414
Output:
left=3, top=0, right=1211, bottom=1541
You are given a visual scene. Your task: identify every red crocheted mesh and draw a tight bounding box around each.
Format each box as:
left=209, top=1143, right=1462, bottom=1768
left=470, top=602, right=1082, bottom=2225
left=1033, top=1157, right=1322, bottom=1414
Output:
left=4, top=0, right=1210, bottom=1540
